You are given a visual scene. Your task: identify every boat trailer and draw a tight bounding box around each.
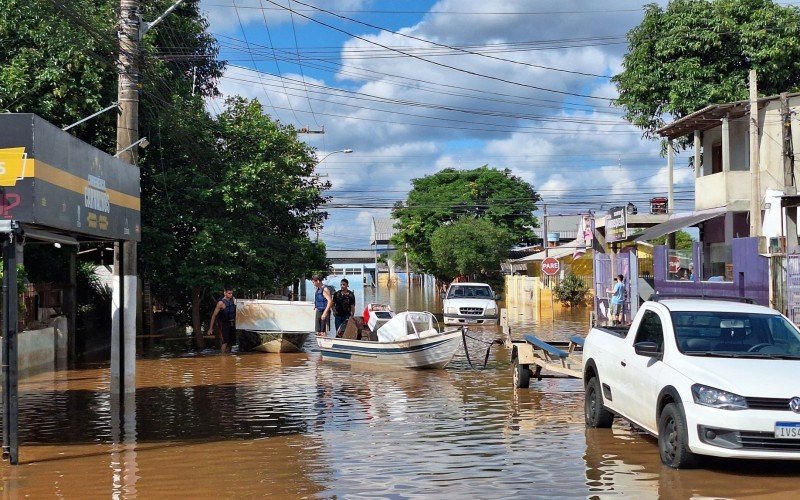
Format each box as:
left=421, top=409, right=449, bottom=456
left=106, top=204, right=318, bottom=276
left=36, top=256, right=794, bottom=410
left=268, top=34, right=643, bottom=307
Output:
left=510, top=334, right=584, bottom=389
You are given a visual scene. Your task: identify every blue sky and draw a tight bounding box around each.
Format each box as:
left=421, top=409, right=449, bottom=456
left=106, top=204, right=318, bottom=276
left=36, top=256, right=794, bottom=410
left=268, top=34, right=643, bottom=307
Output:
left=199, top=0, right=697, bottom=249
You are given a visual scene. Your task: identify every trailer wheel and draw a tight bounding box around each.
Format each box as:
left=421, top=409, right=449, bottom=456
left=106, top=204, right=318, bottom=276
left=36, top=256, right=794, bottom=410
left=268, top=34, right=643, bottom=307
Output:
left=512, top=356, right=531, bottom=389
left=585, top=377, right=614, bottom=428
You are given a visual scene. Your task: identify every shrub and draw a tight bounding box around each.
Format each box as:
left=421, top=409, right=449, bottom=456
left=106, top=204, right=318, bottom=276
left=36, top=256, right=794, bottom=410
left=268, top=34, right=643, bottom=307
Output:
left=553, top=273, right=589, bottom=307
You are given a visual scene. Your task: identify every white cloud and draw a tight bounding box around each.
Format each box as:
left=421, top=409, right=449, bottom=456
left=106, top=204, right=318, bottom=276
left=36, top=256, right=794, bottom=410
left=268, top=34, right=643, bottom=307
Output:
left=202, top=0, right=683, bottom=246
left=199, top=0, right=372, bottom=34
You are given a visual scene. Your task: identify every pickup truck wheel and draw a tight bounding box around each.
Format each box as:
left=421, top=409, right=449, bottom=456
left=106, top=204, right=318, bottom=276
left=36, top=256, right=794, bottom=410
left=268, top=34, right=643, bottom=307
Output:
left=512, top=357, right=531, bottom=389
left=658, top=403, right=698, bottom=469
left=585, top=377, right=613, bottom=428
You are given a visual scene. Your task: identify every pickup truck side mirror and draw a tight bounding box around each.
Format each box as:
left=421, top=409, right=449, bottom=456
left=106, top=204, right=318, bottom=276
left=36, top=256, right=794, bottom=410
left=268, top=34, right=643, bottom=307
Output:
left=494, top=294, right=502, bottom=301
left=440, top=292, right=446, bottom=300
left=634, top=341, right=661, bottom=357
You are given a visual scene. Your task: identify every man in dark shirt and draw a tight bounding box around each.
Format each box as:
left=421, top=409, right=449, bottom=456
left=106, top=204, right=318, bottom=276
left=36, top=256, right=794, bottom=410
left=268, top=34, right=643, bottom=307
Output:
left=208, top=286, right=236, bottom=353
left=332, top=279, right=356, bottom=334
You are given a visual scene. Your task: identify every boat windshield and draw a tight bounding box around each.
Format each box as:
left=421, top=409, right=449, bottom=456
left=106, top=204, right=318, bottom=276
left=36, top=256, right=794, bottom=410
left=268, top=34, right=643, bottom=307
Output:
left=447, top=285, right=493, bottom=299
left=671, top=311, right=800, bottom=358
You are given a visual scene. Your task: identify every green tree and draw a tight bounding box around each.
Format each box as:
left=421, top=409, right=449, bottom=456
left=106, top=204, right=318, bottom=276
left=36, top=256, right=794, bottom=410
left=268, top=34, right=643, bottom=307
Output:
left=392, top=167, right=539, bottom=278
left=0, top=0, right=223, bottom=148
left=143, top=97, right=329, bottom=337
left=1, top=1, right=328, bottom=340
left=553, top=273, right=589, bottom=307
left=0, top=0, right=116, bottom=145
left=430, top=218, right=513, bottom=280
left=649, top=230, right=695, bottom=250
left=613, top=0, right=800, bottom=146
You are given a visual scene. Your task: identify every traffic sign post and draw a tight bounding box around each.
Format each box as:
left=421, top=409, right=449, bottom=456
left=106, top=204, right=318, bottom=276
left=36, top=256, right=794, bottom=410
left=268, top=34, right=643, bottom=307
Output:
left=541, top=257, right=560, bottom=276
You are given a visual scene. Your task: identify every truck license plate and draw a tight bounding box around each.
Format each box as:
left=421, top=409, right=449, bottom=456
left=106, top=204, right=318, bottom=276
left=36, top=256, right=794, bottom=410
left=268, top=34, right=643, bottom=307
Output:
left=774, top=422, right=800, bottom=439
left=464, top=319, right=478, bottom=324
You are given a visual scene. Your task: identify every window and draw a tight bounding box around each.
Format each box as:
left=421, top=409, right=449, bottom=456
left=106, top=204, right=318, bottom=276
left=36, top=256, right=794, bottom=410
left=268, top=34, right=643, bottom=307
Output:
left=671, top=311, right=800, bottom=356
left=666, top=248, right=693, bottom=282
left=634, top=310, right=664, bottom=352
left=448, top=285, right=493, bottom=299
left=711, top=143, right=722, bottom=174
left=702, top=243, right=732, bottom=282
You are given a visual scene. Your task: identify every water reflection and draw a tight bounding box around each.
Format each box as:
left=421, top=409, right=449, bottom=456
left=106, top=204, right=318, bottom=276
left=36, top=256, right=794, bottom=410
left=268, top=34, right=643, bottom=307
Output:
left=2, top=287, right=800, bottom=497
left=362, top=281, right=444, bottom=315
left=583, top=424, right=800, bottom=498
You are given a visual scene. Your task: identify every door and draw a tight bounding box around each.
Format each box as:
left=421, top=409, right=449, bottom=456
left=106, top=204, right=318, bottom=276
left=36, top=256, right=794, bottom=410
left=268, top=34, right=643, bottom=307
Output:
left=619, top=309, right=665, bottom=432
left=593, top=252, right=631, bottom=325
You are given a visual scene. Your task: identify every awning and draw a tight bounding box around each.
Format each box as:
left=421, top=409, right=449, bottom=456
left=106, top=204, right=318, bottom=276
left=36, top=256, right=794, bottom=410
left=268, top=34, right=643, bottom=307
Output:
left=633, top=208, right=726, bottom=242
left=512, top=239, right=584, bottom=262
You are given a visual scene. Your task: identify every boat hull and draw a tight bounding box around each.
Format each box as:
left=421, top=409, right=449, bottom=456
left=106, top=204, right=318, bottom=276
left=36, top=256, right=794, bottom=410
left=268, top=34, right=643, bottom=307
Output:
left=316, top=329, right=463, bottom=369
left=238, top=330, right=310, bottom=353
left=235, top=299, right=315, bottom=353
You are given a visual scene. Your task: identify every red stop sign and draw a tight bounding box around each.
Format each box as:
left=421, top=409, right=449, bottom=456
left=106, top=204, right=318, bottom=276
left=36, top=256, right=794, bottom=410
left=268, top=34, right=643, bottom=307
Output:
left=668, top=256, right=681, bottom=274
left=541, top=257, right=560, bottom=276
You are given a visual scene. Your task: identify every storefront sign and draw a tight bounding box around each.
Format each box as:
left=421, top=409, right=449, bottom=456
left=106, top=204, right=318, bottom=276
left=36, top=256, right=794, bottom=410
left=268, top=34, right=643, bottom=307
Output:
left=606, top=206, right=628, bottom=243
left=0, top=114, right=140, bottom=241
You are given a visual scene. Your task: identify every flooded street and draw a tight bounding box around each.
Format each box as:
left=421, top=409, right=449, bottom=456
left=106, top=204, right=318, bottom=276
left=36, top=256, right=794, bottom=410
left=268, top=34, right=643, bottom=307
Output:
left=2, top=285, right=799, bottom=498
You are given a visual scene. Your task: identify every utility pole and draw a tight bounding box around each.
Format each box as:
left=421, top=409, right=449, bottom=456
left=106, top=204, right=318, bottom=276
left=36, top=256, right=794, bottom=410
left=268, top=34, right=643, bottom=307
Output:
left=543, top=204, right=548, bottom=257
left=113, top=0, right=186, bottom=394
left=405, top=244, right=410, bottom=311
left=781, top=92, right=798, bottom=250
left=781, top=93, right=796, bottom=195
left=113, top=0, right=140, bottom=395
left=749, top=70, right=762, bottom=239
left=667, top=138, right=675, bottom=249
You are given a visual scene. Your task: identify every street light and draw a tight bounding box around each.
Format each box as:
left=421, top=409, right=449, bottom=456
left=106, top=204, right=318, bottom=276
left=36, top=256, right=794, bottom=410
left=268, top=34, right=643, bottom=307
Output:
left=114, top=137, right=149, bottom=157
left=316, top=148, right=353, bottom=164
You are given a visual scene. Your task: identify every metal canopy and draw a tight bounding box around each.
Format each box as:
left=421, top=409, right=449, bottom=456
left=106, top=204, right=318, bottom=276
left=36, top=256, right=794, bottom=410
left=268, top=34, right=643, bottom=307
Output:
left=656, top=92, right=800, bottom=140
left=633, top=208, right=726, bottom=242
left=19, top=225, right=79, bottom=246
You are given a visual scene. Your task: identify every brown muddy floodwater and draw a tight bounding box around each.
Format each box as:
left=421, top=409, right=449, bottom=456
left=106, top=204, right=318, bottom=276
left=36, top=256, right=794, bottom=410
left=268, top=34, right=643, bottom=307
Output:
left=1, top=287, right=800, bottom=498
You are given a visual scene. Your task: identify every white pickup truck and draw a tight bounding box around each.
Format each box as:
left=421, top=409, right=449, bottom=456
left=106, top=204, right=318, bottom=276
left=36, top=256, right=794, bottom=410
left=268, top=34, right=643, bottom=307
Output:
left=582, top=298, right=800, bottom=468
left=441, top=282, right=499, bottom=326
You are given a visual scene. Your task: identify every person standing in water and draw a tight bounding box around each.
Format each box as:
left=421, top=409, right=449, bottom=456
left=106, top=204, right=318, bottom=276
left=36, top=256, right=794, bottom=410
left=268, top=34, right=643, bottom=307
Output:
left=312, top=275, right=333, bottom=337
left=208, top=286, right=236, bottom=353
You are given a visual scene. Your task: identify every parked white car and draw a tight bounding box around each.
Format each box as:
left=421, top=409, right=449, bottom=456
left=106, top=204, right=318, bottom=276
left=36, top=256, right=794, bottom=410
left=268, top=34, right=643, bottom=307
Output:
left=583, top=298, right=800, bottom=468
left=441, top=282, right=499, bottom=325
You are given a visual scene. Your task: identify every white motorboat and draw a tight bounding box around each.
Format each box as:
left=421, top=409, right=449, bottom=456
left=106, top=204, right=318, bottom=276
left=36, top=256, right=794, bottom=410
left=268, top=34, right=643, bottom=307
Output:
left=236, top=299, right=314, bottom=353
left=317, top=311, right=464, bottom=369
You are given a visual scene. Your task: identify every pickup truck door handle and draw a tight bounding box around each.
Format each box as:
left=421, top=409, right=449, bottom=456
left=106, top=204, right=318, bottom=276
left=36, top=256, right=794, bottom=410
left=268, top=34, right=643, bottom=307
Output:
left=620, top=360, right=627, bottom=367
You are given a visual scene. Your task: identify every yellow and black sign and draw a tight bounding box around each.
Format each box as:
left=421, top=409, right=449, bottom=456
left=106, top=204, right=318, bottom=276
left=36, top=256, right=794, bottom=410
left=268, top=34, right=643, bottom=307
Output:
left=0, top=114, right=140, bottom=241
left=0, top=147, right=28, bottom=187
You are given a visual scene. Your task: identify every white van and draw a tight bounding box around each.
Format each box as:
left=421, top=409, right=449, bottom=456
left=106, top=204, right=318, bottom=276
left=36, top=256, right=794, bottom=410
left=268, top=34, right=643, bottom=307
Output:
left=441, top=282, right=499, bottom=325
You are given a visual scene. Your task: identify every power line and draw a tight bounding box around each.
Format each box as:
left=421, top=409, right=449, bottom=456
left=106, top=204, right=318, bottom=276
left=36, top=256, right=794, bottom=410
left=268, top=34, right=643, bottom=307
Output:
left=258, top=0, right=615, bottom=101
left=287, top=0, right=610, bottom=79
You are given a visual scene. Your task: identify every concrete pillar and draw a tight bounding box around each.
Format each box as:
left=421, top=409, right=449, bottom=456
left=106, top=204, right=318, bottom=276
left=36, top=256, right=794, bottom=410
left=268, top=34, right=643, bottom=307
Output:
left=667, top=139, right=674, bottom=214
left=725, top=211, right=734, bottom=245
left=787, top=206, right=799, bottom=250
left=111, top=248, right=136, bottom=395
left=722, top=116, right=731, bottom=172
left=694, top=130, right=702, bottom=179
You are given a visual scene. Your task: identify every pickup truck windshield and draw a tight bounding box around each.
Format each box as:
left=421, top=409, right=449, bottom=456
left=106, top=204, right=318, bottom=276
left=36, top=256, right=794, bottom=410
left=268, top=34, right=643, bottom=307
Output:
left=447, top=286, right=493, bottom=299
left=671, top=311, right=800, bottom=357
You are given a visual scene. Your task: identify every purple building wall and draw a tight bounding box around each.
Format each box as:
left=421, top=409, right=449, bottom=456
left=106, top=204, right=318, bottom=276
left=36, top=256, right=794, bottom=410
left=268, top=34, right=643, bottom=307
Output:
left=653, top=237, right=768, bottom=306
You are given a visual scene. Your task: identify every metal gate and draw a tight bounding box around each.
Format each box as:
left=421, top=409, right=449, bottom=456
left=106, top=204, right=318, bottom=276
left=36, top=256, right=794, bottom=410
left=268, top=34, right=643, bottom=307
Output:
left=786, top=254, right=800, bottom=324
left=594, top=253, right=635, bottom=326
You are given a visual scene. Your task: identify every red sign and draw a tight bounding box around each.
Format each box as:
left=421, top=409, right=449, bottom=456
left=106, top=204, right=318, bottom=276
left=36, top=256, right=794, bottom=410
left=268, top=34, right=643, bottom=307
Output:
left=541, top=257, right=560, bottom=276
left=668, top=256, right=681, bottom=274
